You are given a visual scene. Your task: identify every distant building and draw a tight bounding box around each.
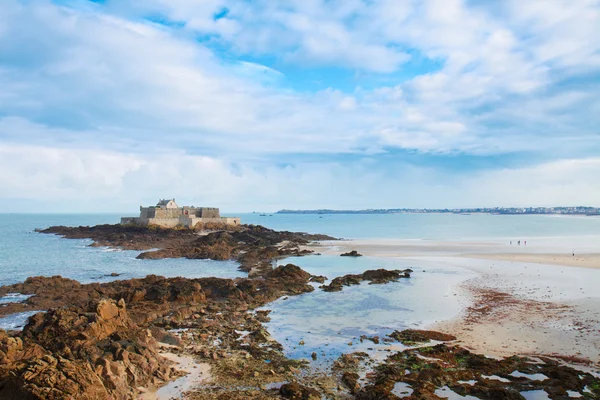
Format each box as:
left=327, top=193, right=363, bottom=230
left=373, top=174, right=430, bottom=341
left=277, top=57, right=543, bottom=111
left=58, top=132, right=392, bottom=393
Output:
left=121, top=199, right=241, bottom=228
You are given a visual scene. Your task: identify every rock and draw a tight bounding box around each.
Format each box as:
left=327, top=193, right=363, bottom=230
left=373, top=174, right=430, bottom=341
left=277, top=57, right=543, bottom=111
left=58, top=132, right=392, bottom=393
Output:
left=0, top=299, right=181, bottom=400
left=254, top=310, right=271, bottom=322
left=342, top=371, right=360, bottom=394
left=320, top=268, right=412, bottom=292
left=280, top=382, right=321, bottom=400
left=355, top=343, right=600, bottom=399
left=266, top=264, right=311, bottom=281
left=340, top=250, right=363, bottom=257
left=388, top=329, right=456, bottom=345
left=96, top=299, right=120, bottom=320
left=308, top=275, right=327, bottom=283
left=38, top=223, right=336, bottom=275
left=149, top=327, right=183, bottom=347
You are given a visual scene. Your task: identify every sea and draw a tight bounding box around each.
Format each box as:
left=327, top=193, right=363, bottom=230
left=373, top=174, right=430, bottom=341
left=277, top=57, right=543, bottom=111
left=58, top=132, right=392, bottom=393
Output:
left=1, top=212, right=599, bottom=359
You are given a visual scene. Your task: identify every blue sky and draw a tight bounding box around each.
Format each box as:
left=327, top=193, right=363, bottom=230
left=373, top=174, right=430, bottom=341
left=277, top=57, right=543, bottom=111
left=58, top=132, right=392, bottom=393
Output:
left=0, top=0, right=599, bottom=212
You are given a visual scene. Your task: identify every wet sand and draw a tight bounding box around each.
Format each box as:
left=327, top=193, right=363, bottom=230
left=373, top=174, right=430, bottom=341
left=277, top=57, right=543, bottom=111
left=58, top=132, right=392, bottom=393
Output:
left=140, top=347, right=212, bottom=400
left=462, top=253, right=600, bottom=270
left=309, top=238, right=600, bottom=365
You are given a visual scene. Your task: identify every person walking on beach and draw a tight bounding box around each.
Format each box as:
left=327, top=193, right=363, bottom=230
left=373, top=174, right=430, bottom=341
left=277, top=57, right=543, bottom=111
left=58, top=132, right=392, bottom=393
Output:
left=524, top=240, right=526, bottom=246
left=518, top=240, right=520, bottom=245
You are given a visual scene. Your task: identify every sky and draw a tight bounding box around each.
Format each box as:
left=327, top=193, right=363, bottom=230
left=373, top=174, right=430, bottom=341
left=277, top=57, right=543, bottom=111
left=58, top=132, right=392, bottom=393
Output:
left=0, top=0, right=599, bottom=212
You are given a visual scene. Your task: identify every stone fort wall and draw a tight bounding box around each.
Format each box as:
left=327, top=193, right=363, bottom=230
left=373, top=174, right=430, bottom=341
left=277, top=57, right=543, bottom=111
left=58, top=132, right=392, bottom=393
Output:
left=140, top=207, right=221, bottom=219
left=120, top=216, right=241, bottom=228
left=122, top=203, right=240, bottom=228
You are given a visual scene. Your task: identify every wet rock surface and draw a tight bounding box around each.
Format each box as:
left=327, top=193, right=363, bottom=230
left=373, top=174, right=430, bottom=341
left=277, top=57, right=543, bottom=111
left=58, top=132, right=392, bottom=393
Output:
left=354, top=342, right=600, bottom=399
left=279, top=382, right=321, bottom=399
left=0, top=298, right=183, bottom=400
left=37, top=223, right=335, bottom=276
left=320, top=268, right=412, bottom=292
left=340, top=250, right=363, bottom=257
left=388, top=329, right=456, bottom=345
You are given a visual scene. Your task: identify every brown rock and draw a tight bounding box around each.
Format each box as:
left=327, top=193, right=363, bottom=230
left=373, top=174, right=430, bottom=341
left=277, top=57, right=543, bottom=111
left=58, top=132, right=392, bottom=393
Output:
left=340, top=250, right=363, bottom=257
left=388, top=329, right=456, bottom=344
left=96, top=299, right=120, bottom=320
left=321, top=268, right=412, bottom=292
left=342, top=371, right=360, bottom=394
left=280, top=382, right=321, bottom=400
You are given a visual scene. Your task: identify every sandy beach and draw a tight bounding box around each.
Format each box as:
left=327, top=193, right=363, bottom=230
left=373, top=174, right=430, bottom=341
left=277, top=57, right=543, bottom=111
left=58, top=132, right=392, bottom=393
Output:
left=309, top=238, right=600, bottom=365
left=462, top=252, right=600, bottom=270
left=311, top=238, right=600, bottom=268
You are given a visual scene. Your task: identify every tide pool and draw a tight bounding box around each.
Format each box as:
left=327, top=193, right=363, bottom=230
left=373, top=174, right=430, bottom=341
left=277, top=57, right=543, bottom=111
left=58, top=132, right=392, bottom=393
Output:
left=261, top=255, right=476, bottom=361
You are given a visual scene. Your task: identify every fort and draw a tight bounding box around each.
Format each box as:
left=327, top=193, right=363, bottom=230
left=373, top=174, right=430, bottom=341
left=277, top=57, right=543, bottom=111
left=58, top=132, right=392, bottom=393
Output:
left=120, top=199, right=241, bottom=228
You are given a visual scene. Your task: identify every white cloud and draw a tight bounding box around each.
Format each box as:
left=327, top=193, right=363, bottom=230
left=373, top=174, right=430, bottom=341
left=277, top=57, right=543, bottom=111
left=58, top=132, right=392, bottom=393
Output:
left=0, top=0, right=599, bottom=209
left=462, top=158, right=600, bottom=207
left=1, top=142, right=599, bottom=212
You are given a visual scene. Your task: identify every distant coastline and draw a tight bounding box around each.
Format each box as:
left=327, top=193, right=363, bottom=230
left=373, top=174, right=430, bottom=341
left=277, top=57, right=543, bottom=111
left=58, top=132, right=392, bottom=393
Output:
left=277, top=206, right=600, bottom=216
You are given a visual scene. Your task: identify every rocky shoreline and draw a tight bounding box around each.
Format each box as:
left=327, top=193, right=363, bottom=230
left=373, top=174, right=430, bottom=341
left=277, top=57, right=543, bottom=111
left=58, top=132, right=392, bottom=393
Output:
left=1, top=224, right=598, bottom=399
left=37, top=223, right=335, bottom=277
left=0, top=263, right=320, bottom=399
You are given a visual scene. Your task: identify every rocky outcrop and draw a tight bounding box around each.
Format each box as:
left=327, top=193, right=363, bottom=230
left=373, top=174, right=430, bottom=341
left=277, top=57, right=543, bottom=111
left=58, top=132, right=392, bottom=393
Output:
left=0, top=262, right=321, bottom=399
left=320, top=268, right=412, bottom=292
left=38, top=224, right=335, bottom=275
left=340, top=250, right=362, bottom=257
left=3, top=271, right=600, bottom=399
left=0, top=265, right=318, bottom=321
left=388, top=329, right=456, bottom=345
left=0, top=275, right=206, bottom=321
left=0, top=299, right=181, bottom=400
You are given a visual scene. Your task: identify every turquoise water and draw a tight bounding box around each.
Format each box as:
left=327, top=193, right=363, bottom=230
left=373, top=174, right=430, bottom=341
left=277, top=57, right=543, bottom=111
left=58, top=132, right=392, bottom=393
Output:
left=237, top=212, right=600, bottom=240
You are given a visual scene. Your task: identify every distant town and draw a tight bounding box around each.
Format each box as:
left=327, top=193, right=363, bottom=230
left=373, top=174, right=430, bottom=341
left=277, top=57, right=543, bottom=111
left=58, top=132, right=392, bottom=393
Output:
left=277, top=206, right=600, bottom=216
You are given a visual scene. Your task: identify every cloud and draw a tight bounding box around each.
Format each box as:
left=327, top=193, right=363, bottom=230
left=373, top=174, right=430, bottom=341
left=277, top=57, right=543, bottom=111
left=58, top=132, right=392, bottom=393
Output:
left=0, top=0, right=599, bottom=210
left=1, top=142, right=599, bottom=212
left=462, top=158, right=600, bottom=207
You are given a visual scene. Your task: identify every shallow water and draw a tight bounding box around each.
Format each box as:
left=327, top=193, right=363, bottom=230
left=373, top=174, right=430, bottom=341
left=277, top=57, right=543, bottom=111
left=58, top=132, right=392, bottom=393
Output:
left=509, top=371, right=548, bottom=381
left=261, top=255, right=475, bottom=361
left=391, top=382, right=413, bottom=396
left=0, top=310, right=43, bottom=330
left=154, top=353, right=211, bottom=400
left=435, top=386, right=480, bottom=399
left=0, top=293, right=33, bottom=304
left=520, top=390, right=551, bottom=400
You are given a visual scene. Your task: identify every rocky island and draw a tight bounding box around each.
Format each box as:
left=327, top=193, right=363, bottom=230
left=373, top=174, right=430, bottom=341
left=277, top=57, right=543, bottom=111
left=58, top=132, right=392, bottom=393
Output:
left=0, top=222, right=598, bottom=399
left=37, top=222, right=334, bottom=277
